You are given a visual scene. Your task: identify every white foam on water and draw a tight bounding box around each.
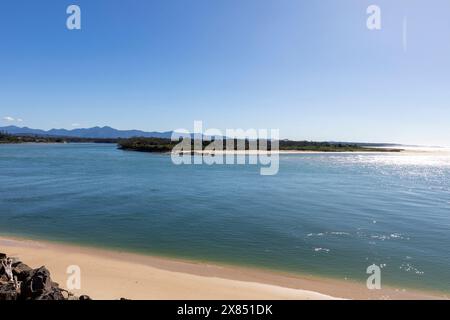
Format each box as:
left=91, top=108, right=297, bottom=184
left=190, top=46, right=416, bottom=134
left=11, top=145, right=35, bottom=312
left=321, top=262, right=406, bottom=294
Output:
left=400, top=263, right=425, bottom=275
left=314, top=248, right=330, bottom=253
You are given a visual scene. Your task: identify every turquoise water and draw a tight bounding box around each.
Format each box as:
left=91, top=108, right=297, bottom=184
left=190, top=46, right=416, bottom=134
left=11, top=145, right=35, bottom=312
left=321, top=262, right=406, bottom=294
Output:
left=0, top=143, right=449, bottom=293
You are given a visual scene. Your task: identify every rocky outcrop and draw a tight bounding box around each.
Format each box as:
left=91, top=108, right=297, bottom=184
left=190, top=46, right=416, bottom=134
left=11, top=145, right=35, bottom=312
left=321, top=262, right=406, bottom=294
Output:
left=12, top=261, right=33, bottom=281
left=0, top=253, right=91, bottom=301
left=0, top=282, right=20, bottom=300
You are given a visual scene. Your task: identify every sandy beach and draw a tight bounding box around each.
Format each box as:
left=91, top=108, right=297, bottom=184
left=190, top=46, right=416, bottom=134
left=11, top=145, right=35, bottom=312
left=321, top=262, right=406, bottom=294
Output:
left=174, top=146, right=450, bottom=156
left=1, top=235, right=446, bottom=300
left=174, top=149, right=400, bottom=155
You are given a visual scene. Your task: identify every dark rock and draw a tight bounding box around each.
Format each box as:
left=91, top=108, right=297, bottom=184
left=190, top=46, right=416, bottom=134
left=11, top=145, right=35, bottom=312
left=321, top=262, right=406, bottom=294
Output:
left=0, top=282, right=20, bottom=301
left=0, top=255, right=85, bottom=300
left=35, top=287, right=66, bottom=300
left=21, top=266, right=54, bottom=299
left=12, top=262, right=33, bottom=281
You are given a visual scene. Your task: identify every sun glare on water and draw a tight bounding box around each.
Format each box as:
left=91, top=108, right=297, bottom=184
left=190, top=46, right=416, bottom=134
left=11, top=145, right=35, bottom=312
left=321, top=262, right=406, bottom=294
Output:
left=355, top=147, right=450, bottom=168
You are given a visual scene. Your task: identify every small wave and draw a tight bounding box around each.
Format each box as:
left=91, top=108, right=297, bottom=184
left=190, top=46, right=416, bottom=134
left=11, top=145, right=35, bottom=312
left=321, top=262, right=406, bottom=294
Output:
left=314, top=248, right=330, bottom=253
left=370, top=233, right=410, bottom=241
left=306, top=232, right=324, bottom=237
left=330, top=231, right=350, bottom=236
left=307, top=231, right=350, bottom=237
left=400, top=263, right=424, bottom=275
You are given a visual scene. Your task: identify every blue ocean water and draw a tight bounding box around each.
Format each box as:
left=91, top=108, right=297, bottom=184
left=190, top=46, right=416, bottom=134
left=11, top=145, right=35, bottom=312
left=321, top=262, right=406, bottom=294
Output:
left=0, top=143, right=449, bottom=293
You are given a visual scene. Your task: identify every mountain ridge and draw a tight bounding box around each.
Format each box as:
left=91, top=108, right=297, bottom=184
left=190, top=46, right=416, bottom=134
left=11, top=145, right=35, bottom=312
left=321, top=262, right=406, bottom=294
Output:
left=0, top=125, right=173, bottom=139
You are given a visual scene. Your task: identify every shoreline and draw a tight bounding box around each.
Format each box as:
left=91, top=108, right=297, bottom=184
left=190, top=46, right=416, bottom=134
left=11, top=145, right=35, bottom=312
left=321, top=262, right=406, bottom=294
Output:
left=6, top=142, right=449, bottom=155
left=173, top=149, right=402, bottom=155
left=1, top=235, right=446, bottom=300
left=1, top=142, right=404, bottom=153
left=1, top=143, right=399, bottom=154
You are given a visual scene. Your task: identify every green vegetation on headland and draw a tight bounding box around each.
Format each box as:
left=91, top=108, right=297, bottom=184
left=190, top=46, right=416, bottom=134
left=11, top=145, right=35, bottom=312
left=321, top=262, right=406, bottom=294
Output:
left=0, top=131, right=403, bottom=152
left=118, top=137, right=176, bottom=152
left=277, top=140, right=402, bottom=152
left=118, top=137, right=403, bottom=153
left=0, top=132, right=21, bottom=143
left=0, top=131, right=117, bottom=144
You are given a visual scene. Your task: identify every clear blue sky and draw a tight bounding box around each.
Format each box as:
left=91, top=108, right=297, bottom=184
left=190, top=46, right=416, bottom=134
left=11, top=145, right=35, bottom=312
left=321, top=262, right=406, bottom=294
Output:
left=1, top=0, right=449, bottom=145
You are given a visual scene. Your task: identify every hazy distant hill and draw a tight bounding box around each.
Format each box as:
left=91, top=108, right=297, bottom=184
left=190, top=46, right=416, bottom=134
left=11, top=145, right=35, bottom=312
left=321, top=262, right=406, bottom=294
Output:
left=0, top=126, right=173, bottom=139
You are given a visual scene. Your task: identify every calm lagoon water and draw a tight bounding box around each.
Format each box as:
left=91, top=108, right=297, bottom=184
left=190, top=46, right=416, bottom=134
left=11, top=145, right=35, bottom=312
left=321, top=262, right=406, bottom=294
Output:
left=0, top=143, right=449, bottom=293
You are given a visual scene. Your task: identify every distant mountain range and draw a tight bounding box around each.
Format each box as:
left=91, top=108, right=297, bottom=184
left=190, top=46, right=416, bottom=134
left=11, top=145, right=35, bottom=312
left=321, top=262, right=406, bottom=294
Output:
left=0, top=125, right=174, bottom=139
left=0, top=125, right=406, bottom=147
